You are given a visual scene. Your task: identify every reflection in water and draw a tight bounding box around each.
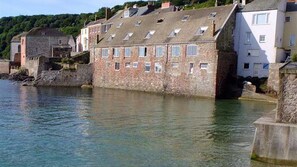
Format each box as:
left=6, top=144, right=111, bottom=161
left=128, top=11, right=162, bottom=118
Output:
left=0, top=80, right=286, bottom=167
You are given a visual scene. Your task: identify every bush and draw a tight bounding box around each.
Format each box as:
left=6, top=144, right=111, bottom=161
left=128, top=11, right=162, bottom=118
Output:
left=292, top=53, right=297, bottom=62
left=61, top=58, right=74, bottom=65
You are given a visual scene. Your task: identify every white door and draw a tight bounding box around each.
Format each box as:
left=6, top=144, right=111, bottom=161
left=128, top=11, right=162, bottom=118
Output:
left=253, top=63, right=262, bottom=77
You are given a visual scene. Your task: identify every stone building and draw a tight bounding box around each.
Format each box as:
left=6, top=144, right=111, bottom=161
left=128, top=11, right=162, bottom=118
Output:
left=10, top=32, right=27, bottom=65
left=20, top=28, right=71, bottom=67
left=283, top=1, right=297, bottom=58
left=87, top=19, right=106, bottom=51
left=93, top=4, right=238, bottom=98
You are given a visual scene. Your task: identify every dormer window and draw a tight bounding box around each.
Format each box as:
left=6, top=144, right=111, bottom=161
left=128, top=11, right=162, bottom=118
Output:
left=157, top=18, right=164, bottom=23
left=169, top=28, right=181, bottom=37
left=209, top=12, right=217, bottom=19
left=117, top=23, right=123, bottom=28
left=123, top=33, right=133, bottom=41
left=182, top=15, right=190, bottom=21
left=145, top=30, right=155, bottom=39
left=135, top=20, right=142, bottom=26
left=124, top=10, right=130, bottom=18
left=108, top=34, right=116, bottom=41
left=196, top=26, right=208, bottom=35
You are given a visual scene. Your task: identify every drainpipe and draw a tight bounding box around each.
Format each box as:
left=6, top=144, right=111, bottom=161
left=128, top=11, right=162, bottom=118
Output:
left=212, top=20, right=216, bottom=37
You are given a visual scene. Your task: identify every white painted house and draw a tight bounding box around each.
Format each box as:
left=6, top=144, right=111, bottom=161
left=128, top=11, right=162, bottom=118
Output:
left=234, top=0, right=287, bottom=78
left=81, top=27, right=89, bottom=51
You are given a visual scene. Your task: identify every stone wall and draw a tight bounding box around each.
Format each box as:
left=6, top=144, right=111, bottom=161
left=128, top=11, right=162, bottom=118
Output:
left=36, top=64, right=92, bottom=87
left=0, top=60, right=10, bottom=74
left=277, top=68, right=297, bottom=123
left=268, top=63, right=285, bottom=93
left=93, top=42, right=236, bottom=98
left=25, top=56, right=48, bottom=79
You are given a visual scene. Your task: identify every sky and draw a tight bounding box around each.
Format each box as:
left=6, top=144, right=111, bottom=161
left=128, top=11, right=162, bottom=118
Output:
left=0, top=0, right=133, bottom=18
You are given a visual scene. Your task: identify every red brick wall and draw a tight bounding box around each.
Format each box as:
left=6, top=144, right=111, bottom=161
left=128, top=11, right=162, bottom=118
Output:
left=93, top=42, right=221, bottom=97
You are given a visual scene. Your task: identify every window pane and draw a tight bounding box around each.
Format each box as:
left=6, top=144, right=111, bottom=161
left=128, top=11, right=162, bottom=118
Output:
left=155, top=63, right=162, bottom=73
left=172, top=46, right=180, bottom=57
left=145, top=62, right=151, bottom=72
left=187, top=45, right=197, bottom=56
left=139, top=47, right=147, bottom=57
left=156, top=46, right=164, bottom=57
left=125, top=47, right=131, bottom=57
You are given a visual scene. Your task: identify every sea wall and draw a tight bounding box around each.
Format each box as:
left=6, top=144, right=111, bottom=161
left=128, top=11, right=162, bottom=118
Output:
left=0, top=60, right=10, bottom=74
left=36, top=64, right=92, bottom=87
left=267, top=63, right=285, bottom=93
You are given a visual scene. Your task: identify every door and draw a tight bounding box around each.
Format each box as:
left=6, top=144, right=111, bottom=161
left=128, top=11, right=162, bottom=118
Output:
left=253, top=63, right=262, bottom=77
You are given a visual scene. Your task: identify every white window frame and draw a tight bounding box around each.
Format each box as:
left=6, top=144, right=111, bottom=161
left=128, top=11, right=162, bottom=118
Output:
left=196, top=26, right=208, bottom=36
left=290, top=34, right=296, bottom=47
left=125, top=62, right=131, bottom=68
left=171, top=45, right=181, bottom=57
left=172, top=62, right=179, bottom=68
left=253, top=13, right=269, bottom=25
left=259, top=35, right=266, bottom=43
left=200, top=63, right=208, bottom=70
left=145, top=62, right=151, bottom=72
left=113, top=48, right=120, bottom=57
left=145, top=30, right=155, bottom=39
left=189, top=63, right=194, bottom=74
left=115, top=62, right=120, bottom=71
left=139, top=46, right=147, bottom=57
left=155, top=62, right=162, bottom=73
left=133, top=62, right=138, bottom=68
left=187, top=44, right=198, bottom=56
left=123, top=33, right=133, bottom=41
left=155, top=46, right=164, bottom=57
left=125, top=47, right=132, bottom=57
left=102, top=48, right=109, bottom=57
left=169, top=28, right=181, bottom=37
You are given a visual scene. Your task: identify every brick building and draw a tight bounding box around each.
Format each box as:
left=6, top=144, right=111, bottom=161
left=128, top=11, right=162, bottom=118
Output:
left=87, top=19, right=106, bottom=51
left=93, top=4, right=238, bottom=98
left=21, top=28, right=71, bottom=67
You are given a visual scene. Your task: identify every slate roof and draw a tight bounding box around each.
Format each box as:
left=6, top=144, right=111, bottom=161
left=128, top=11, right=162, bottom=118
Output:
left=26, top=28, right=66, bottom=36
left=87, top=19, right=106, bottom=27
left=11, top=32, right=28, bottom=42
left=97, top=4, right=236, bottom=48
left=286, top=2, right=297, bottom=12
left=241, top=0, right=282, bottom=12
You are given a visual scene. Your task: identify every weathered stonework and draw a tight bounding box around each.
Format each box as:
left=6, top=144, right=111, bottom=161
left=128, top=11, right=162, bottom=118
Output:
left=25, top=56, right=48, bottom=79
left=0, top=60, right=10, bottom=74
left=277, top=63, right=297, bottom=123
left=36, top=64, right=92, bottom=87
left=268, top=63, right=285, bottom=93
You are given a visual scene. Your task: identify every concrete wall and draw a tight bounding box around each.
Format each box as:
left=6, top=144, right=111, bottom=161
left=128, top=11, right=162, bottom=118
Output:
left=267, top=63, right=285, bottom=93
left=277, top=69, right=297, bottom=123
left=0, top=61, right=10, bottom=74
left=36, top=64, right=92, bottom=87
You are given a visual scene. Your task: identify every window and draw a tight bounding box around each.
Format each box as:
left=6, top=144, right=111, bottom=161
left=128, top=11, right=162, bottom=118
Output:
left=115, top=62, right=120, bottom=70
left=182, top=15, right=189, bottom=21
left=155, top=63, right=162, bottom=73
left=139, top=46, right=147, bottom=57
left=286, top=16, right=291, bottom=22
left=259, top=35, right=266, bottom=43
left=200, top=63, right=208, bottom=70
left=108, top=34, right=116, bottom=41
left=113, top=48, right=120, bottom=57
left=172, top=62, right=179, bottom=68
left=248, top=50, right=260, bottom=57
left=244, top=63, right=249, bottom=69
left=189, top=63, right=194, bottom=74
left=124, top=10, right=130, bottom=18
left=145, top=30, right=155, bottom=39
left=245, top=32, right=251, bottom=44
left=102, top=48, right=109, bottom=57
left=133, top=62, right=138, bottom=68
left=135, top=20, right=142, bottom=26
left=171, top=45, right=181, bottom=57
left=125, top=62, right=131, bottom=68
left=196, top=26, right=208, bottom=35
left=156, top=46, right=164, bottom=57
left=145, top=62, right=151, bottom=72
left=117, top=23, right=123, bottom=28
left=253, top=13, right=269, bottom=25
left=169, top=28, right=181, bottom=37
left=290, top=35, right=296, bottom=46
left=263, top=63, right=269, bottom=70
left=17, top=45, right=21, bottom=53
left=125, top=47, right=132, bottom=57
left=58, top=39, right=62, bottom=45
left=124, top=33, right=133, bottom=40
left=157, top=18, right=164, bottom=23
left=209, top=12, right=217, bottom=19
left=187, top=45, right=198, bottom=56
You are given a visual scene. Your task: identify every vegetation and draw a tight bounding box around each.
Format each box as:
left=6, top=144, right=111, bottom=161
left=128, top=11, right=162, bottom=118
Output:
left=291, top=53, right=297, bottom=62
left=0, top=0, right=248, bottom=59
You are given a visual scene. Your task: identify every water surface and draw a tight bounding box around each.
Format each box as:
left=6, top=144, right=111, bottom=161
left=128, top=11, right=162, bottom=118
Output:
left=0, top=80, right=286, bottom=166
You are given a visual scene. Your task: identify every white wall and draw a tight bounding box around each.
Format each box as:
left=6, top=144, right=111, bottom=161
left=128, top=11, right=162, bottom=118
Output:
left=235, top=9, right=285, bottom=78
left=10, top=42, right=20, bottom=61
left=81, top=27, right=89, bottom=51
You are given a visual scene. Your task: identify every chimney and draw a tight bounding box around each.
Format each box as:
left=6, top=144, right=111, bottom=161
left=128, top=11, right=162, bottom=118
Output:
left=105, top=8, right=112, bottom=21
left=161, top=1, right=171, bottom=9
left=212, top=20, right=216, bottom=37
left=215, top=0, right=218, bottom=7
left=147, top=1, right=155, bottom=11
left=242, top=0, right=246, bottom=5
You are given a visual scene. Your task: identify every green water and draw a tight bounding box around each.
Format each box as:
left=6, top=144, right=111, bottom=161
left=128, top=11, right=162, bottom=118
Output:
left=0, top=80, right=288, bottom=167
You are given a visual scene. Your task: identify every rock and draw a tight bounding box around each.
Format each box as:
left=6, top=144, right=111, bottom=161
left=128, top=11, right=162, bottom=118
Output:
left=243, top=81, right=256, bottom=92
left=81, top=84, right=93, bottom=89
left=0, top=73, right=9, bottom=80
